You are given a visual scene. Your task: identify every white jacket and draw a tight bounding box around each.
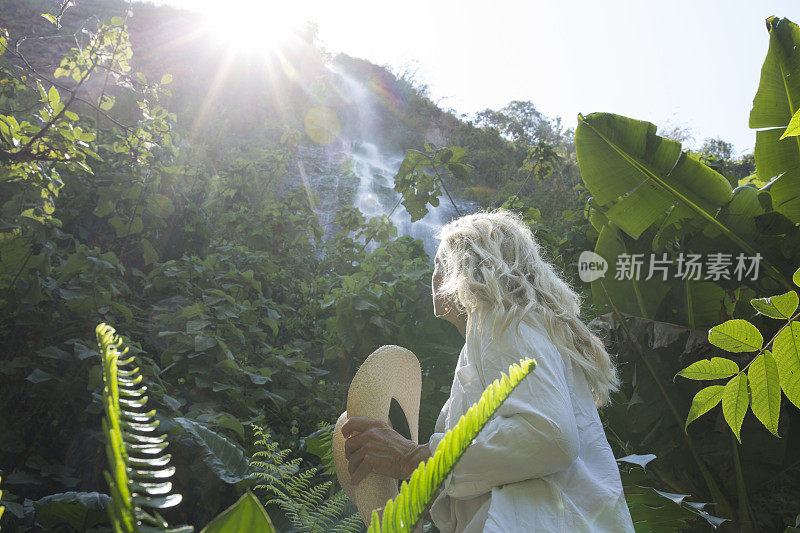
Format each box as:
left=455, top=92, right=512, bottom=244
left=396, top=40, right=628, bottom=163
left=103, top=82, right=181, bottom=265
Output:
left=428, top=308, right=635, bottom=532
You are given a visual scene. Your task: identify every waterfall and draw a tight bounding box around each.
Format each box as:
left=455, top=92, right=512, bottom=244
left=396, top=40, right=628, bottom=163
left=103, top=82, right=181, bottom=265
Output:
left=297, top=64, right=479, bottom=261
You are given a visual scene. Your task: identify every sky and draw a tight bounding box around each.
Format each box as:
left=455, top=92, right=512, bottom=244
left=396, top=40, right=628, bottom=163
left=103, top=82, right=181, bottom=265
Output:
left=162, top=0, right=800, bottom=156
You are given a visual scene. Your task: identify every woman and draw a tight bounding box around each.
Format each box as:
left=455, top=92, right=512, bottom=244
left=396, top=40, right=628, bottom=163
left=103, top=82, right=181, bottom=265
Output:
left=341, top=208, right=635, bottom=532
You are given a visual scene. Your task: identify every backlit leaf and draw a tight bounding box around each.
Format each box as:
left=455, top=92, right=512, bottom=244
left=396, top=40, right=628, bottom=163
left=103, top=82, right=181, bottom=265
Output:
left=780, top=108, right=800, bottom=139
left=722, top=374, right=749, bottom=443
left=751, top=290, right=799, bottom=319
left=748, top=350, right=781, bottom=436
left=773, top=321, right=800, bottom=409
left=676, top=357, right=739, bottom=381
left=367, top=358, right=536, bottom=532
left=708, top=319, right=763, bottom=352
left=200, top=492, right=275, bottom=533
left=685, top=385, right=724, bottom=429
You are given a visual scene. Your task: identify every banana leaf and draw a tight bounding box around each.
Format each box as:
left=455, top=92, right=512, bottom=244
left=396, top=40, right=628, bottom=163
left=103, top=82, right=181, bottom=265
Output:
left=590, top=223, right=670, bottom=318
left=577, top=112, right=794, bottom=291
left=575, top=112, right=733, bottom=241
left=750, top=16, right=800, bottom=223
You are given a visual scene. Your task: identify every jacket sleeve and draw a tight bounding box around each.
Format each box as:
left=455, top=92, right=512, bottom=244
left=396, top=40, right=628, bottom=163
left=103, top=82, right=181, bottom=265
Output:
left=439, top=331, right=580, bottom=500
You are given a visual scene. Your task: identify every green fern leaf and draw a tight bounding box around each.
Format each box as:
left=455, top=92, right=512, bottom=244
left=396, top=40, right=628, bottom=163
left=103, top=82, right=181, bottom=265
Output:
left=368, top=357, right=536, bottom=533
left=249, top=425, right=362, bottom=533
left=96, top=323, right=192, bottom=533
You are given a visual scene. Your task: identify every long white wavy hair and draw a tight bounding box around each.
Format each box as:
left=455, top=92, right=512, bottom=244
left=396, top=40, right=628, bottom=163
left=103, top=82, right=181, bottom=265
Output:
left=433, top=207, right=621, bottom=408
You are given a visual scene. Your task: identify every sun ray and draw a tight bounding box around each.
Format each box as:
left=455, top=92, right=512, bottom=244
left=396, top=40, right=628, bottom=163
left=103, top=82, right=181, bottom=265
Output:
left=189, top=45, right=239, bottom=142
left=197, top=0, right=304, bottom=52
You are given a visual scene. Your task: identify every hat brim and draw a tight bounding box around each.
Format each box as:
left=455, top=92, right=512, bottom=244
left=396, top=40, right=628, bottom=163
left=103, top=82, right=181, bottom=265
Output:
left=332, top=345, right=421, bottom=525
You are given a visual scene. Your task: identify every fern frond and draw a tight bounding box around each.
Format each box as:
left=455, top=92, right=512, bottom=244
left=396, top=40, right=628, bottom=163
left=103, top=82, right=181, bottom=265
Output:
left=249, top=425, right=363, bottom=533
left=329, top=512, right=364, bottom=533
left=368, top=357, right=537, bottom=533
left=96, top=323, right=192, bottom=533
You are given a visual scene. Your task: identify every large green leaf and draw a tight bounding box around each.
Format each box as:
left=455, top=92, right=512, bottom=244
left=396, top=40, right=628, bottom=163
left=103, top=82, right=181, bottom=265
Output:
left=708, top=319, right=763, bottom=352
left=576, top=111, right=793, bottom=291
left=751, top=290, right=799, bottom=320
left=616, top=458, right=729, bottom=532
left=575, top=112, right=732, bottom=240
left=623, top=484, right=728, bottom=532
left=199, top=492, right=275, bottom=533
left=685, top=385, right=725, bottom=429
left=780, top=108, right=800, bottom=139
left=175, top=418, right=251, bottom=484
left=590, top=223, right=670, bottom=319
left=722, top=374, right=749, bottom=444
left=773, top=321, right=800, bottom=409
left=749, top=16, right=800, bottom=223
left=679, top=281, right=726, bottom=330
left=676, top=358, right=739, bottom=381
left=748, top=351, right=782, bottom=436
left=32, top=492, right=110, bottom=532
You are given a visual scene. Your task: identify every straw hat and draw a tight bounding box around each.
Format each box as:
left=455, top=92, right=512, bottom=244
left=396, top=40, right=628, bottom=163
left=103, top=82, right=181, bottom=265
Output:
left=332, top=345, right=422, bottom=526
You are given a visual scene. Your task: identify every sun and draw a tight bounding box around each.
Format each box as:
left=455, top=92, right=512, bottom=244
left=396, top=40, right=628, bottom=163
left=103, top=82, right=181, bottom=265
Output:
left=197, top=0, right=305, bottom=52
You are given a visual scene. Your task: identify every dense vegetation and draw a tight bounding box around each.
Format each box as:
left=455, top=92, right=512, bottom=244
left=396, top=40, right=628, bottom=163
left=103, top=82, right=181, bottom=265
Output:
left=0, top=1, right=798, bottom=531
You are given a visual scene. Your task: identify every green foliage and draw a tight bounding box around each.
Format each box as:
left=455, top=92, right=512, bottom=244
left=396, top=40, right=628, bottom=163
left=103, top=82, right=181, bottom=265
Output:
left=392, top=143, right=472, bottom=222
left=590, top=312, right=741, bottom=527
left=175, top=418, right=251, bottom=485
left=583, top=66, right=800, bottom=519
left=616, top=455, right=728, bottom=531
left=303, top=423, right=337, bottom=478
left=367, top=357, right=536, bottom=533
left=199, top=492, right=275, bottom=533
left=780, top=108, right=800, bottom=139
left=707, top=319, right=764, bottom=352
left=7, top=1, right=798, bottom=531
left=98, top=324, right=291, bottom=532
left=750, top=16, right=800, bottom=223
left=31, top=492, right=110, bottom=532
left=575, top=111, right=792, bottom=295
left=474, top=100, right=565, bottom=147
left=676, top=265, right=800, bottom=442
left=250, top=425, right=362, bottom=532
left=96, top=323, right=190, bottom=532
left=0, top=12, right=175, bottom=242
left=576, top=23, right=800, bottom=528
left=0, top=474, right=4, bottom=529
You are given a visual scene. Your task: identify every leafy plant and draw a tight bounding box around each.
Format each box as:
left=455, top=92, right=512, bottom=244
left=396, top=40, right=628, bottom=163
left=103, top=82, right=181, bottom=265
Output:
left=366, top=357, right=536, bottom=533
left=575, top=111, right=793, bottom=295
left=96, top=323, right=191, bottom=532
left=175, top=418, right=252, bottom=485
left=572, top=13, right=800, bottom=533
left=0, top=474, right=4, bottom=530
left=31, top=492, right=111, bottom=532
left=677, top=265, right=800, bottom=442
left=750, top=16, right=800, bottom=224
left=616, top=454, right=728, bottom=531
left=392, top=143, right=473, bottom=222
left=198, top=492, right=275, bottom=533
left=250, top=425, right=362, bottom=532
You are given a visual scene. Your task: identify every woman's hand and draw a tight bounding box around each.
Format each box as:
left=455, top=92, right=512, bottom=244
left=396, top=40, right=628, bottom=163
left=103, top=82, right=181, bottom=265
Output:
left=341, top=417, right=430, bottom=485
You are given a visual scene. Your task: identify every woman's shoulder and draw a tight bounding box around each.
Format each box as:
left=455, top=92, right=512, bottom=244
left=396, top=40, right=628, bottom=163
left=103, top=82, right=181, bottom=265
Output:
left=473, top=309, right=558, bottom=355
left=469, top=309, right=566, bottom=376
